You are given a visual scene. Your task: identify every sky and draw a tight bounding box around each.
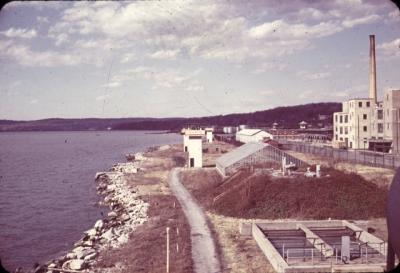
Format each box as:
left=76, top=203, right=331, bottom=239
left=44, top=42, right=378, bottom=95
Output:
left=0, top=0, right=399, bottom=120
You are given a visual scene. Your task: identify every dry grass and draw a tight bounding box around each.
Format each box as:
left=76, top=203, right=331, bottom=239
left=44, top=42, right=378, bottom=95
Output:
left=95, top=195, right=192, bottom=273
left=94, top=145, right=193, bottom=273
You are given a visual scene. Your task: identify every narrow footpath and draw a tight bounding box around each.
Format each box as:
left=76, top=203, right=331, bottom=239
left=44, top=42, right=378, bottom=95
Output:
left=169, top=168, right=221, bottom=273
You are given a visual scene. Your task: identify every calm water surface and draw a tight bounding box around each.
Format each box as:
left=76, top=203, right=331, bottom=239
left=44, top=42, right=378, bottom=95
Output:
left=0, top=131, right=180, bottom=271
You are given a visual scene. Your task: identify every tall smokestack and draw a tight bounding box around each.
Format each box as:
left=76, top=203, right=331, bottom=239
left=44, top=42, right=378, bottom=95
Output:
left=369, top=35, right=377, bottom=104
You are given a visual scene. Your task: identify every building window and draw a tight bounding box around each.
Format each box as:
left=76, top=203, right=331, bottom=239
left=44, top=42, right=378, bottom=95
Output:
left=340, top=116, right=343, bottom=123
left=366, top=101, right=370, bottom=107
left=378, top=123, right=383, bottom=133
left=335, top=134, right=338, bottom=140
left=345, top=127, right=348, bottom=134
left=345, top=115, right=348, bottom=123
left=340, top=127, right=343, bottom=134
left=335, top=115, right=337, bottom=122
left=335, top=126, right=338, bottom=132
left=363, top=126, right=367, bottom=132
left=359, top=101, right=362, bottom=107
left=377, top=109, right=383, bottom=119
left=363, top=114, right=367, bottom=120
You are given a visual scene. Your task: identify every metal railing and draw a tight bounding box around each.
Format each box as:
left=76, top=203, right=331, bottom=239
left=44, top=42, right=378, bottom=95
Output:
left=283, top=242, right=387, bottom=266
left=280, top=140, right=400, bottom=169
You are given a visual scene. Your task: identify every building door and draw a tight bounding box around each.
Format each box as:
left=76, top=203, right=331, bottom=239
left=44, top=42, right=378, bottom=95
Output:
left=190, top=158, right=194, bottom=167
left=345, top=138, right=348, bottom=148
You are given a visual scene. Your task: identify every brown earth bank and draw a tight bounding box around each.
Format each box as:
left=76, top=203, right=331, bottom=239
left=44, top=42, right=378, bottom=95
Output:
left=93, top=144, right=193, bottom=273
left=179, top=167, right=387, bottom=220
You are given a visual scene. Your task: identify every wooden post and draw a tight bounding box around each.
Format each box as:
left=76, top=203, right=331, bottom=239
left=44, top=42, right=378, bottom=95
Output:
left=166, top=227, right=170, bottom=273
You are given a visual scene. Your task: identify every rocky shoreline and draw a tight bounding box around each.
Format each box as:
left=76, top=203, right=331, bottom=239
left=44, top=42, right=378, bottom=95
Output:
left=24, top=152, right=151, bottom=273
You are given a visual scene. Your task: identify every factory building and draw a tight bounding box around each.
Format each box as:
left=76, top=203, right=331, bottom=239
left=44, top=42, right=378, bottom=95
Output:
left=333, top=35, right=400, bottom=153
left=236, top=129, right=273, bottom=143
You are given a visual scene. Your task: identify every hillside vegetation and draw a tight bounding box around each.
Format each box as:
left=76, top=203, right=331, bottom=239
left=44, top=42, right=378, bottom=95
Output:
left=180, top=168, right=387, bottom=220
left=0, top=102, right=340, bottom=131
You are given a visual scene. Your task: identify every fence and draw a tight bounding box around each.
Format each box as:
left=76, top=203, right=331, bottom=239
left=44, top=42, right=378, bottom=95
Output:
left=280, top=140, right=400, bottom=170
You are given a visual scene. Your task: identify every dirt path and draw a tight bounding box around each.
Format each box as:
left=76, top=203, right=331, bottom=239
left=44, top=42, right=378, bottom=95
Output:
left=169, top=168, right=221, bottom=273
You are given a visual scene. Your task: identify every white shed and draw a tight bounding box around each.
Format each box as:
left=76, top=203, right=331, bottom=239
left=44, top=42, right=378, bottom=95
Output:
left=205, top=127, right=214, bottom=143
left=235, top=129, right=273, bottom=143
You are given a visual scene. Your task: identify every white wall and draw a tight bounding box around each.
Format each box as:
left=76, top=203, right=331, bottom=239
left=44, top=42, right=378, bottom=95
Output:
left=206, top=131, right=213, bottom=143
left=236, top=131, right=273, bottom=143
left=188, top=136, right=202, bottom=167
left=183, top=134, right=189, bottom=152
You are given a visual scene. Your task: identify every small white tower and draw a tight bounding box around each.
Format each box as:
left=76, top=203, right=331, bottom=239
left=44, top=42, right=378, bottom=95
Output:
left=184, top=129, right=204, bottom=168
left=205, top=128, right=214, bottom=143
left=181, top=128, right=189, bottom=152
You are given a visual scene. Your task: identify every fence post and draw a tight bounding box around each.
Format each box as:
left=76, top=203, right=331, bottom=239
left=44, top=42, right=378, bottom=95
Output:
left=166, top=227, right=170, bottom=273
left=393, top=155, right=395, bottom=169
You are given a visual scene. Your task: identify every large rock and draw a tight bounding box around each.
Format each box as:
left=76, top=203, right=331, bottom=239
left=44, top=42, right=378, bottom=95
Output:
left=102, top=228, right=114, bottom=241
left=68, top=259, right=85, bottom=270
left=83, top=252, right=97, bottom=261
left=108, top=211, right=118, bottom=218
left=94, top=219, right=104, bottom=231
left=85, top=228, right=97, bottom=237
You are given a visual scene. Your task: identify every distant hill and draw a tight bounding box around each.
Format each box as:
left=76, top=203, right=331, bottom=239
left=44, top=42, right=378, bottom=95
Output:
left=0, top=102, right=341, bottom=132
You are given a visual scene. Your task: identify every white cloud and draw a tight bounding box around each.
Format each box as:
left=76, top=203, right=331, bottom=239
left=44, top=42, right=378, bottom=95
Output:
left=101, top=81, right=121, bottom=88
left=342, top=14, right=380, bottom=28
left=248, top=20, right=342, bottom=40
left=252, top=62, right=287, bottom=74
left=0, top=43, right=80, bottom=67
left=186, top=85, right=204, bottom=92
left=120, top=53, right=136, bottom=63
left=297, top=70, right=332, bottom=80
left=1, top=28, right=37, bottom=39
left=377, top=38, right=400, bottom=59
left=148, top=49, right=180, bottom=60
left=387, top=9, right=400, bottom=23
left=95, top=94, right=112, bottom=101
left=37, top=16, right=49, bottom=23
left=2, top=1, right=394, bottom=69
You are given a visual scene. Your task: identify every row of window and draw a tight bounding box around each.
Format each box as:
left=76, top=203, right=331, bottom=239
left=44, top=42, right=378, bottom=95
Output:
left=335, top=123, right=388, bottom=135
left=350, top=101, right=371, bottom=108
left=335, top=110, right=386, bottom=123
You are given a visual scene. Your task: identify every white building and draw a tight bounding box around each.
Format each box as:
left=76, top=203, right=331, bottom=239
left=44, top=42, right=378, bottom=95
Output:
left=183, top=129, right=204, bottom=167
left=181, top=129, right=189, bottom=152
left=333, top=35, right=400, bottom=153
left=299, top=121, right=308, bottom=129
left=205, top=127, right=214, bottom=143
left=223, top=126, right=236, bottom=134
left=236, top=129, right=273, bottom=143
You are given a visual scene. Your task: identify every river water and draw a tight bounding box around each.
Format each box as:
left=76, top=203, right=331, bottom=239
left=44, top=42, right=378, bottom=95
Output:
left=0, top=131, right=180, bottom=271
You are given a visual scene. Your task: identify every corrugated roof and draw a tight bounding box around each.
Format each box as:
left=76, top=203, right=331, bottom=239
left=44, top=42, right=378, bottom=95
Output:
left=216, top=142, right=268, bottom=169
left=236, top=129, right=263, bottom=136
